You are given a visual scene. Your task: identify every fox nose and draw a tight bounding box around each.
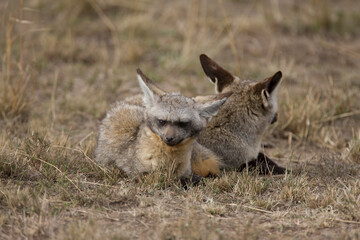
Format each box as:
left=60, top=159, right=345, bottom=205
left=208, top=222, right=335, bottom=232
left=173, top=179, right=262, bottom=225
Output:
left=165, top=136, right=174, bottom=142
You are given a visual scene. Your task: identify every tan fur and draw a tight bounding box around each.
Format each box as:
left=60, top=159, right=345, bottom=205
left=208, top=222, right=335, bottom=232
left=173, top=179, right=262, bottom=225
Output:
left=191, top=142, right=221, bottom=177
left=136, top=127, right=195, bottom=178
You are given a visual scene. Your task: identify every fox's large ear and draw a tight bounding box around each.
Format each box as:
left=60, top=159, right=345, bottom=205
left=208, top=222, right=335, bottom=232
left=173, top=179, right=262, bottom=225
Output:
left=254, top=71, right=282, bottom=108
left=194, top=91, right=233, bottom=119
left=200, top=54, right=235, bottom=93
left=137, top=68, right=166, bottom=107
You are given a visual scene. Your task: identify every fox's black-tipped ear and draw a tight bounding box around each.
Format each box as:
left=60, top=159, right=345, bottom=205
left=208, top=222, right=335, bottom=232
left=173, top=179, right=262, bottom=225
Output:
left=200, top=54, right=235, bottom=93
left=194, top=91, right=233, bottom=119
left=267, top=71, right=282, bottom=94
left=254, top=71, right=282, bottom=108
left=137, top=68, right=166, bottom=107
left=254, top=71, right=282, bottom=95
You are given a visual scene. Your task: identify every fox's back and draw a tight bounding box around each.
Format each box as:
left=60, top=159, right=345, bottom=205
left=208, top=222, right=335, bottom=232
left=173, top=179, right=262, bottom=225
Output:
left=197, top=84, right=262, bottom=168
left=95, top=100, right=144, bottom=174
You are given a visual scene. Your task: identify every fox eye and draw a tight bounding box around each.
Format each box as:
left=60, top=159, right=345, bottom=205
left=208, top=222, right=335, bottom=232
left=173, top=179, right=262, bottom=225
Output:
left=158, top=119, right=167, bottom=126
left=178, top=121, right=190, bottom=128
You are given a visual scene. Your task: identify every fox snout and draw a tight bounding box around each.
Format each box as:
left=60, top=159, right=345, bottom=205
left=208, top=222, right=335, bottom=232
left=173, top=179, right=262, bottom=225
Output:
left=162, top=133, right=183, bottom=146
left=161, top=125, right=183, bottom=146
left=163, top=135, right=178, bottom=146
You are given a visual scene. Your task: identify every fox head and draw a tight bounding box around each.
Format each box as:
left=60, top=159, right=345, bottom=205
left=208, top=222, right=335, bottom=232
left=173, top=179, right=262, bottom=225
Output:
left=199, top=54, right=282, bottom=131
left=137, top=68, right=232, bottom=146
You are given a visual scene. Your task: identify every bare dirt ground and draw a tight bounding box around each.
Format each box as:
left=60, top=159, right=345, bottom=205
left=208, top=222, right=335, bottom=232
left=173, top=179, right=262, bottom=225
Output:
left=1, top=0, right=360, bottom=239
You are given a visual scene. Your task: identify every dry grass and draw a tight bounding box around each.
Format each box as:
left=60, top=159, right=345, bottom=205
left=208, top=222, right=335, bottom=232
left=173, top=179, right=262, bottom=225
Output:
left=0, top=1, right=29, bottom=122
left=1, top=0, right=360, bottom=239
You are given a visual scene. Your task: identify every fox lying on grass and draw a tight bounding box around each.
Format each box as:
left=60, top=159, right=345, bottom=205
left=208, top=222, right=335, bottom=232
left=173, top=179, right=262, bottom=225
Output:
left=198, top=54, right=286, bottom=174
left=95, top=68, right=232, bottom=181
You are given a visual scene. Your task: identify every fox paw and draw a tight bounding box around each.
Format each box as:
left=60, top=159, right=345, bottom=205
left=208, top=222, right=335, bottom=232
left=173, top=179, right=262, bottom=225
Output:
left=180, top=173, right=203, bottom=189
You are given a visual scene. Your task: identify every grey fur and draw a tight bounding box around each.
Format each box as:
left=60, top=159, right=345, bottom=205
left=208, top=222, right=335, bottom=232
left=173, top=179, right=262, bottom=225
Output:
left=198, top=54, right=282, bottom=168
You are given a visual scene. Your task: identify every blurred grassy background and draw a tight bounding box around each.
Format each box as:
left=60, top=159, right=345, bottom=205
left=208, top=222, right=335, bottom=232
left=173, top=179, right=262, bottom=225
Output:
left=1, top=0, right=360, bottom=239
left=1, top=0, right=359, bottom=144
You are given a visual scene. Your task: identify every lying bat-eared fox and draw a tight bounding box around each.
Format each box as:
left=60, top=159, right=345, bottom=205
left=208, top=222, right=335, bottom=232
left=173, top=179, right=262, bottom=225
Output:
left=95, top=68, right=232, bottom=181
left=198, top=54, right=286, bottom=174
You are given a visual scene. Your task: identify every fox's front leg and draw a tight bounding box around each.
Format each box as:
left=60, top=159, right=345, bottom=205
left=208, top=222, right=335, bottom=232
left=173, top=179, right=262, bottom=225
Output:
left=176, top=159, right=203, bottom=187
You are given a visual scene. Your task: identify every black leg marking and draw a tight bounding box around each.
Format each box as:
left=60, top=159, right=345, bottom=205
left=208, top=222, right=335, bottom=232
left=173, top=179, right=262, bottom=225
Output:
left=238, top=152, right=287, bottom=175
left=180, top=173, right=203, bottom=189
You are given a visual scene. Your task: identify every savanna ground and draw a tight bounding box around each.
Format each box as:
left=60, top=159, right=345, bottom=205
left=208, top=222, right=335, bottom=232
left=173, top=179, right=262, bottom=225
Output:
left=1, top=0, right=360, bottom=239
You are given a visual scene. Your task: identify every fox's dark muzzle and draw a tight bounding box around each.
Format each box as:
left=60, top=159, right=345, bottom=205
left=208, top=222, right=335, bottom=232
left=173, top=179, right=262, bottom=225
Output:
left=166, top=136, right=174, bottom=142
left=163, top=136, right=182, bottom=146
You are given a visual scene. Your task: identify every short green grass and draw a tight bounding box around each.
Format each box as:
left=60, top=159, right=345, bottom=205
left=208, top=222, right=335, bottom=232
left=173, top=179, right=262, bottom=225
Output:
left=1, top=0, right=360, bottom=239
